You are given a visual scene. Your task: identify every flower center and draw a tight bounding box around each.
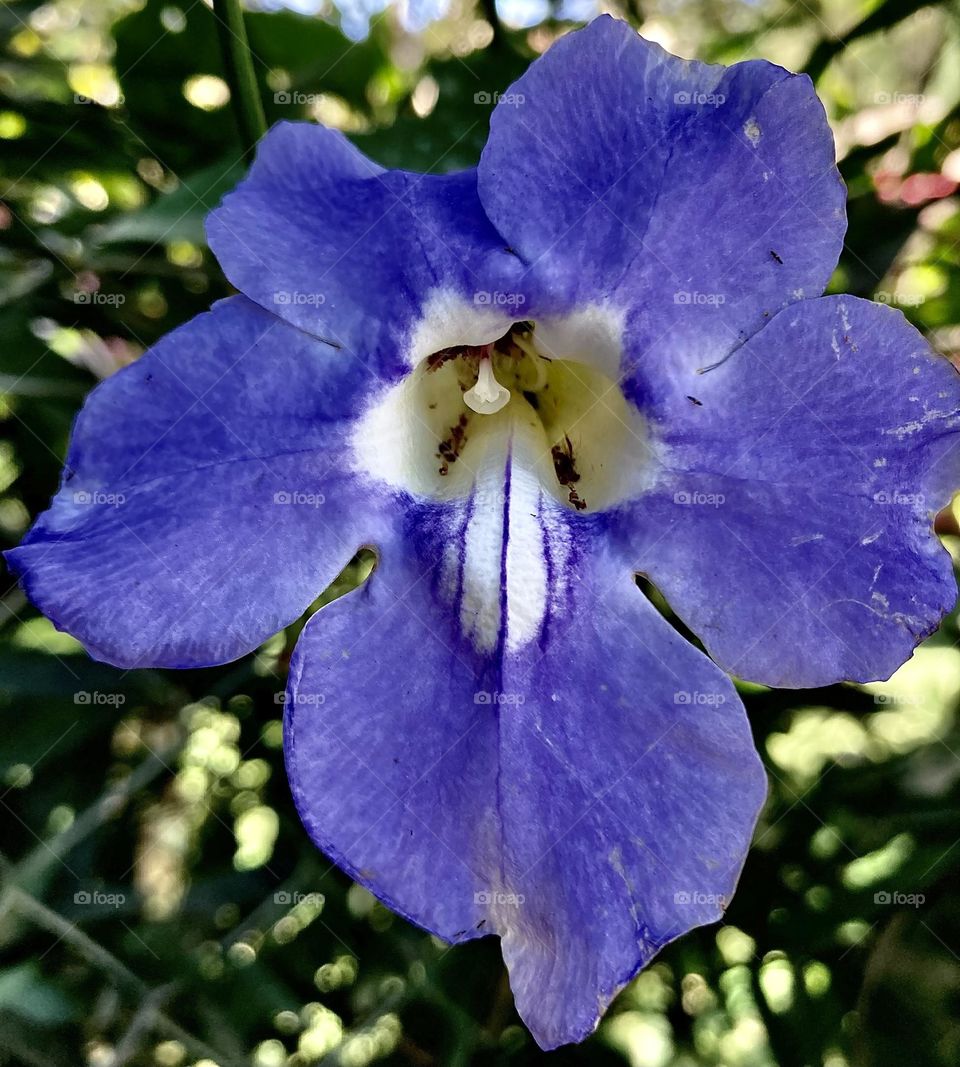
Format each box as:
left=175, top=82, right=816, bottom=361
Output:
left=353, top=322, right=653, bottom=514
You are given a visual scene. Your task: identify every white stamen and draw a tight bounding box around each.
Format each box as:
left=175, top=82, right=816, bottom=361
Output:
left=464, top=352, right=510, bottom=415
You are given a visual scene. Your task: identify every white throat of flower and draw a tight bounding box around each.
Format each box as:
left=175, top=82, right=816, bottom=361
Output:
left=350, top=315, right=655, bottom=652
left=353, top=320, right=653, bottom=512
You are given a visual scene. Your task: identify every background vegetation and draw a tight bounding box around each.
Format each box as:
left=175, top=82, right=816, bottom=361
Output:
left=2, top=0, right=960, bottom=1064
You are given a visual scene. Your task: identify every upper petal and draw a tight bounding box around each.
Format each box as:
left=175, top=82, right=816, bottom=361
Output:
left=206, top=122, right=524, bottom=376
left=5, top=297, right=379, bottom=668
left=620, top=295, right=960, bottom=687
left=478, top=16, right=845, bottom=375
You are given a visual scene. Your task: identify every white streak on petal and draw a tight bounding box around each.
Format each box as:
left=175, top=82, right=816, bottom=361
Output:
left=504, top=449, right=549, bottom=653
left=448, top=417, right=563, bottom=655
left=460, top=436, right=507, bottom=652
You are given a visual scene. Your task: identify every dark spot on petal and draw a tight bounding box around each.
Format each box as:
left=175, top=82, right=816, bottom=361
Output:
left=437, top=413, right=470, bottom=470
left=551, top=435, right=580, bottom=486
left=552, top=435, right=588, bottom=510
left=426, top=347, right=463, bottom=372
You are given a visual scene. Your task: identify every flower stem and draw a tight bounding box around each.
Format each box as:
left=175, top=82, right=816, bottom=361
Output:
left=3, top=887, right=230, bottom=1064
left=212, top=0, right=267, bottom=162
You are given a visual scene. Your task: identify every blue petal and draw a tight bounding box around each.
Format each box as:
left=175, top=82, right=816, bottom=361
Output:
left=207, top=122, right=523, bottom=374
left=478, top=16, right=845, bottom=375
left=5, top=297, right=378, bottom=668
left=284, top=503, right=766, bottom=1049
left=621, top=296, right=960, bottom=687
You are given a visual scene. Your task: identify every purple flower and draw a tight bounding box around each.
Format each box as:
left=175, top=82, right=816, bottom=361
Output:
left=8, top=15, right=960, bottom=1048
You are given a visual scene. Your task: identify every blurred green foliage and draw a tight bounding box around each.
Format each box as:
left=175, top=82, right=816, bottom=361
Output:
left=2, top=0, right=960, bottom=1065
